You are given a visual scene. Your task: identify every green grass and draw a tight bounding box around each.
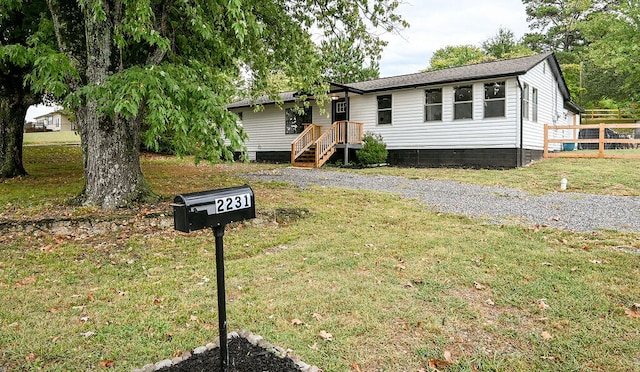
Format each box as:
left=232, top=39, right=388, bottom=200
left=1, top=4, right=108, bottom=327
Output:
left=1, top=147, right=639, bottom=371
left=343, top=152, right=640, bottom=196
left=23, top=131, right=81, bottom=145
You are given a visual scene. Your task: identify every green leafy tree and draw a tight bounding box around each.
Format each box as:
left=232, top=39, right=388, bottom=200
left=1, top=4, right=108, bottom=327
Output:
left=30, top=0, right=405, bottom=208
left=0, top=0, right=50, bottom=179
left=521, top=0, right=614, bottom=63
left=427, top=45, right=491, bottom=71
left=320, top=33, right=381, bottom=84
left=481, top=27, right=535, bottom=59
left=583, top=1, right=640, bottom=104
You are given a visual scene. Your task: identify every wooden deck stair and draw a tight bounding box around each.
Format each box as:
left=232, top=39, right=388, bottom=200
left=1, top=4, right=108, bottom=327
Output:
left=291, top=121, right=363, bottom=168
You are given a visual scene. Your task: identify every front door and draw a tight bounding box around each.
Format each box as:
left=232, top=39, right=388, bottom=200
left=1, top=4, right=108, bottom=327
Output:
left=332, top=98, right=348, bottom=123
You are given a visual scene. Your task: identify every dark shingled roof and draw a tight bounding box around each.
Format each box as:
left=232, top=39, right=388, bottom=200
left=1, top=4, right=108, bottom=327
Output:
left=228, top=53, right=578, bottom=110
left=227, top=91, right=298, bottom=109
left=333, top=52, right=559, bottom=93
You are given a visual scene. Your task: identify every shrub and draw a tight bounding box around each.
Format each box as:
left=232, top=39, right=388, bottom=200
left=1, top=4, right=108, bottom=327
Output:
left=356, top=132, right=387, bottom=166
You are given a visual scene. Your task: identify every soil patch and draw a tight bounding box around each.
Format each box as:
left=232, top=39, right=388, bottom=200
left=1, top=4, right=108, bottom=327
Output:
left=157, top=337, right=302, bottom=372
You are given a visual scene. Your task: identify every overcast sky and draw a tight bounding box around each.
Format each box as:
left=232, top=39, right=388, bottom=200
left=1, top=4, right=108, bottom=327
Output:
left=379, top=0, right=530, bottom=77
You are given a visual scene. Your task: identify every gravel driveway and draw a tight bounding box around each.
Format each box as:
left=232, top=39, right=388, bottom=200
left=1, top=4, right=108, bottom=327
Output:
left=245, top=167, right=640, bottom=233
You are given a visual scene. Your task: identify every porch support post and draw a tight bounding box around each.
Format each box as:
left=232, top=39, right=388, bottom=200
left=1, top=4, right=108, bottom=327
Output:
left=344, top=91, right=350, bottom=165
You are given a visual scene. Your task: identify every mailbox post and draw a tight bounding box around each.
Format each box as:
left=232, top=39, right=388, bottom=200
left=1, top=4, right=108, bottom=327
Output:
left=172, top=185, right=256, bottom=372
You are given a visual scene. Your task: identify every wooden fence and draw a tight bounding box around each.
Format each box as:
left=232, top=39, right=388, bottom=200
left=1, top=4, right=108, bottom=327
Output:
left=544, top=123, right=640, bottom=159
left=581, top=108, right=640, bottom=124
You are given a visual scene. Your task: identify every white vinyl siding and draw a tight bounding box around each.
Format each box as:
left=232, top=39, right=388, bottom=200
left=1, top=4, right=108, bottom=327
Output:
left=519, top=60, right=565, bottom=151
left=232, top=102, right=331, bottom=152
left=349, top=80, right=518, bottom=150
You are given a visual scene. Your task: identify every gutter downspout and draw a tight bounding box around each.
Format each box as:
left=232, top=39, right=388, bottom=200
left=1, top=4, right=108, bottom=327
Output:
left=516, top=77, right=524, bottom=167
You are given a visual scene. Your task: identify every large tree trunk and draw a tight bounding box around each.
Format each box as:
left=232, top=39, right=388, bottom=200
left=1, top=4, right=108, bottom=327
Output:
left=73, top=0, right=156, bottom=209
left=0, top=96, right=29, bottom=179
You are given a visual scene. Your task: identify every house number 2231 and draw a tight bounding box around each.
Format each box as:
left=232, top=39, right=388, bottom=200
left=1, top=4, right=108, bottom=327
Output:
left=214, top=194, right=252, bottom=214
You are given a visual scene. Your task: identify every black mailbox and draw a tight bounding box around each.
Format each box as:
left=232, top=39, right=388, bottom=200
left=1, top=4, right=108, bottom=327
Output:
left=172, top=185, right=256, bottom=232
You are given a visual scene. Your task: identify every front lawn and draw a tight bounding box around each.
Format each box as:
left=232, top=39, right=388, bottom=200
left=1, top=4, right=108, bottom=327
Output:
left=0, top=146, right=638, bottom=371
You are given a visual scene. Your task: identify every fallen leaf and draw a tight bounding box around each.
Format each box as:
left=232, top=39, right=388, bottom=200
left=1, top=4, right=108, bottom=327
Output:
left=99, top=360, right=114, bottom=368
left=395, top=263, right=406, bottom=271
left=17, top=276, right=37, bottom=286
left=308, top=342, right=318, bottom=350
left=403, top=282, right=414, bottom=288
left=80, top=316, right=89, bottom=322
left=589, top=260, right=602, bottom=264
left=473, top=282, right=486, bottom=290
left=351, top=361, right=362, bottom=372
left=312, top=313, right=323, bottom=321
left=79, top=331, right=95, bottom=337
left=189, top=315, right=198, bottom=322
left=625, top=303, right=640, bottom=318
left=541, top=262, right=552, bottom=266
left=485, top=299, right=495, bottom=306
left=538, top=299, right=550, bottom=311
left=428, top=358, right=453, bottom=370
left=290, top=318, right=305, bottom=326
left=47, top=308, right=60, bottom=313
left=541, top=331, right=553, bottom=340
left=319, top=330, right=333, bottom=341
left=443, top=350, right=454, bottom=363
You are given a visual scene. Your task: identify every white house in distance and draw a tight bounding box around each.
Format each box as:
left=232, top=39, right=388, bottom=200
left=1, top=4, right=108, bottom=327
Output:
left=228, top=52, right=582, bottom=168
left=30, top=109, right=75, bottom=132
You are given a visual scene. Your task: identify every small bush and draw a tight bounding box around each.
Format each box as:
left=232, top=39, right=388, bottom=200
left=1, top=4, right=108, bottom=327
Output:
left=356, top=132, right=387, bottom=166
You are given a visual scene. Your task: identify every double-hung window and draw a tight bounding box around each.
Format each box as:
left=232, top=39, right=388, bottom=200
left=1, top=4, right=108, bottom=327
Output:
left=532, top=88, right=538, bottom=122
left=484, top=81, right=506, bottom=118
left=377, top=95, right=392, bottom=125
left=454, top=85, right=473, bottom=120
left=285, top=106, right=312, bottom=134
left=425, top=88, right=442, bottom=121
left=522, top=83, right=530, bottom=120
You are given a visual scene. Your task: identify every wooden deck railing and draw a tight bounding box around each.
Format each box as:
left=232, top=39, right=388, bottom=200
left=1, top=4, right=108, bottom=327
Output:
left=291, top=121, right=364, bottom=167
left=291, top=124, right=322, bottom=164
left=544, top=123, right=640, bottom=159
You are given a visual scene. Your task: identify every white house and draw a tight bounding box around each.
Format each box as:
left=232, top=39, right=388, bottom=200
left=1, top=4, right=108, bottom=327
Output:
left=31, top=110, right=75, bottom=132
left=228, top=52, right=582, bottom=168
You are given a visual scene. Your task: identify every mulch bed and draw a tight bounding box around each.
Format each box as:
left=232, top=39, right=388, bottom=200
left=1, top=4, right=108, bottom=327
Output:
left=157, top=337, right=302, bottom=372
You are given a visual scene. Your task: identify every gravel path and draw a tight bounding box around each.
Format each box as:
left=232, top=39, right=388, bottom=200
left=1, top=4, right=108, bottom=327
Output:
left=245, top=167, right=640, bottom=233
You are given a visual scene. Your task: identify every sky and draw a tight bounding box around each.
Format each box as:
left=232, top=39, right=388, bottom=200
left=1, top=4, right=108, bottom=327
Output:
left=378, top=0, right=530, bottom=77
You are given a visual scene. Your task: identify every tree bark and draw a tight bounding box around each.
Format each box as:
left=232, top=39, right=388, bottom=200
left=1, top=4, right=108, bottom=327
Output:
left=0, top=95, right=29, bottom=179
left=70, top=0, right=156, bottom=209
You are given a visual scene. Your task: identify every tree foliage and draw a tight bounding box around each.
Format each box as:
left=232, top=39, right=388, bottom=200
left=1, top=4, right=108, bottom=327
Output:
left=0, top=0, right=52, bottom=179
left=24, top=0, right=406, bottom=208
left=427, top=45, right=490, bottom=71
left=320, top=34, right=381, bottom=84
left=481, top=27, right=535, bottom=59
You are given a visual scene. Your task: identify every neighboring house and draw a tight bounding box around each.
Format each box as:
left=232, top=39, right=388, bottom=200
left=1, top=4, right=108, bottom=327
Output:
left=228, top=52, right=582, bottom=168
left=31, top=110, right=75, bottom=132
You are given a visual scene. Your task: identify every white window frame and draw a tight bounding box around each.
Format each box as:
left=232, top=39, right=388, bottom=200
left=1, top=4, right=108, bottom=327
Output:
left=377, top=95, right=392, bottom=125
left=483, top=81, right=506, bottom=118
left=522, top=83, right=530, bottom=120
left=454, top=85, right=473, bottom=120
left=532, top=87, right=538, bottom=122
left=424, top=88, right=443, bottom=122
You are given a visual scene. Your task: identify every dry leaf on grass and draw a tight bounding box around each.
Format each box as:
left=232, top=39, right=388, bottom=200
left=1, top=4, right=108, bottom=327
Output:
left=473, top=282, right=486, bottom=290
left=312, top=313, right=323, bottom=321
left=290, top=318, right=305, bottom=326
left=538, top=299, right=550, bottom=311
left=625, top=303, right=640, bottom=318
left=308, top=342, right=318, bottom=350
left=541, top=331, right=553, bottom=340
left=319, top=330, right=333, bottom=341
left=99, top=359, right=114, bottom=368
left=428, top=350, right=456, bottom=371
